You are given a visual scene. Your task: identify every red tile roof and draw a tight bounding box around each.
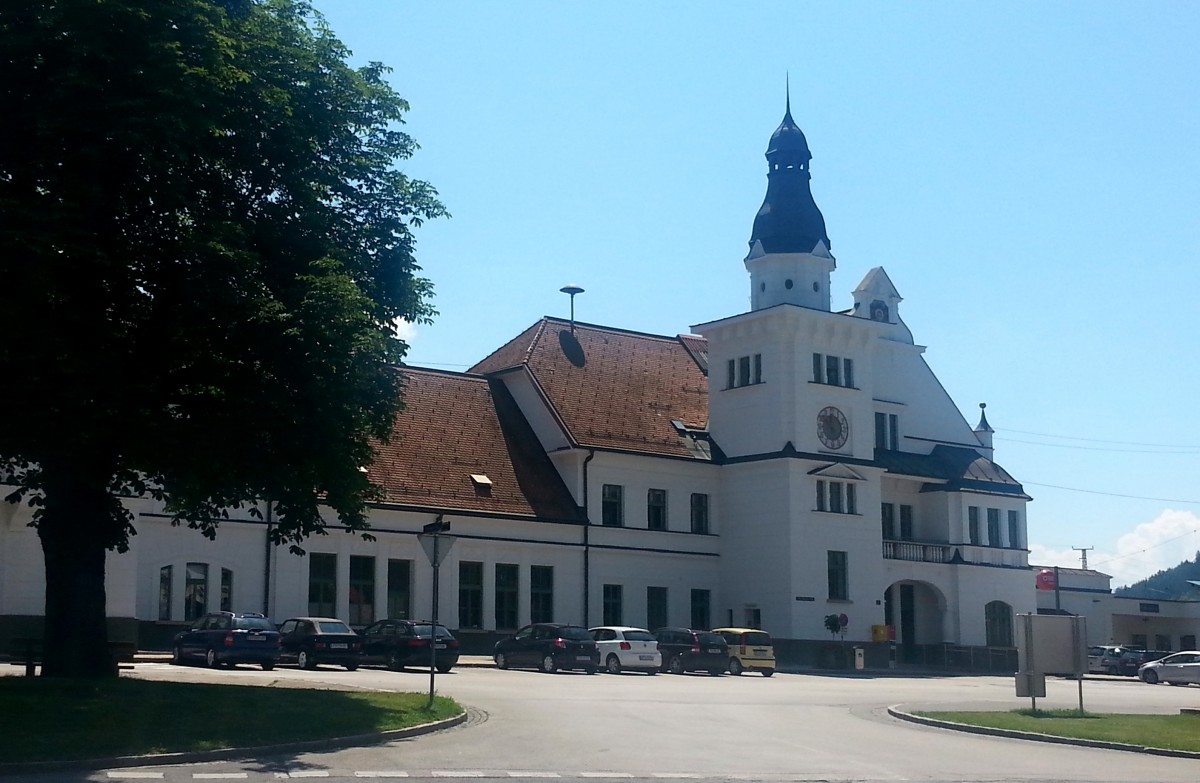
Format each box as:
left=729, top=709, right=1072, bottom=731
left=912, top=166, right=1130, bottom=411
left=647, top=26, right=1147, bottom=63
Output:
left=472, top=318, right=710, bottom=459
left=367, top=368, right=583, bottom=521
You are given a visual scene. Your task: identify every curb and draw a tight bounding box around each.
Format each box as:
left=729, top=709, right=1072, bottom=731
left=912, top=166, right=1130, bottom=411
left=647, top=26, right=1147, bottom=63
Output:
left=0, top=710, right=467, bottom=776
left=887, top=705, right=1200, bottom=760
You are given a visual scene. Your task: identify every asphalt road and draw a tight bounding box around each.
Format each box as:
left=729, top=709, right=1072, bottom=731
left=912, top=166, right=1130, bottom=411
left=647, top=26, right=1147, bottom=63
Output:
left=7, top=662, right=1200, bottom=782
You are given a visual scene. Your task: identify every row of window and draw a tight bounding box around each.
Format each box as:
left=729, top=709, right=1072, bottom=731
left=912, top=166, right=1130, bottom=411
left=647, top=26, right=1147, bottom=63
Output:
left=458, top=562, right=553, bottom=629
left=881, top=503, right=914, bottom=540
left=967, top=506, right=1023, bottom=549
left=816, top=480, right=858, bottom=515
left=159, top=563, right=233, bottom=622
left=602, top=485, right=710, bottom=533
left=601, top=584, right=711, bottom=630
left=813, top=353, right=854, bottom=388
left=875, top=412, right=900, bottom=451
left=725, top=354, right=763, bottom=389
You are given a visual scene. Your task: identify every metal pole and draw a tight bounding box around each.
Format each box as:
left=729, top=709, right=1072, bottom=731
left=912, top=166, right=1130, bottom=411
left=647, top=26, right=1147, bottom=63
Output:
left=428, top=533, right=439, bottom=710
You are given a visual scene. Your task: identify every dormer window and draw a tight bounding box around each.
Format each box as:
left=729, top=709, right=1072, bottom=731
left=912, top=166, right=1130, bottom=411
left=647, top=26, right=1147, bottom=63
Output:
left=470, top=474, right=493, bottom=496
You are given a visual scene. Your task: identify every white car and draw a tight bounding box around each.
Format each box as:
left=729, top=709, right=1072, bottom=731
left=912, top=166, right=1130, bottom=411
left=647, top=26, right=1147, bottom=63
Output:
left=589, top=626, right=661, bottom=675
left=1138, top=650, right=1200, bottom=685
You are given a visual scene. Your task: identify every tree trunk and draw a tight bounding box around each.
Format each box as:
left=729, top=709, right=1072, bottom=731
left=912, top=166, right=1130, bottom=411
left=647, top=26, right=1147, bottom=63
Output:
left=37, top=465, right=119, bottom=679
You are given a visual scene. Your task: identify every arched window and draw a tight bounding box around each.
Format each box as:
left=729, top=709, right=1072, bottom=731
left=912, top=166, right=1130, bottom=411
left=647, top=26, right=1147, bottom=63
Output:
left=985, top=600, right=1014, bottom=647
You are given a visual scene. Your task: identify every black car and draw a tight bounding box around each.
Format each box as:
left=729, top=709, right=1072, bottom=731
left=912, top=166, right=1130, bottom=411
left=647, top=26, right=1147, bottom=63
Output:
left=493, top=623, right=600, bottom=673
left=653, top=627, right=729, bottom=675
left=1115, top=648, right=1170, bottom=676
left=171, top=611, right=280, bottom=670
left=276, top=617, right=363, bottom=670
left=360, top=619, right=461, bottom=673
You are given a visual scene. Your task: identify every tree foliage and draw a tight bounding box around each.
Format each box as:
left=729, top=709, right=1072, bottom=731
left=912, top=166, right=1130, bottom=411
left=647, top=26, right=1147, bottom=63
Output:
left=0, top=0, right=445, bottom=676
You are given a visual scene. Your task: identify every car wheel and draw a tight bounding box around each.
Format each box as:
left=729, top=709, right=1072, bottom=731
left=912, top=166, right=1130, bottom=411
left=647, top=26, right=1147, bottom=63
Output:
left=387, top=651, right=404, bottom=671
left=171, top=646, right=183, bottom=666
left=540, top=654, right=558, bottom=674
left=298, top=651, right=315, bottom=670
left=436, top=664, right=454, bottom=674
left=261, top=661, right=275, bottom=671
left=668, top=656, right=685, bottom=675
left=1142, top=669, right=1159, bottom=684
left=205, top=648, right=220, bottom=669
left=346, top=662, right=359, bottom=672
left=606, top=654, right=622, bottom=675
left=728, top=658, right=743, bottom=676
left=762, top=669, right=775, bottom=678
left=494, top=652, right=509, bottom=670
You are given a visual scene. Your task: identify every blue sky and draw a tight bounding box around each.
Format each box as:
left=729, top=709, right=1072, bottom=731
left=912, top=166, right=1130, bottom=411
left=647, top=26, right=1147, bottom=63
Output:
left=315, top=1, right=1200, bottom=587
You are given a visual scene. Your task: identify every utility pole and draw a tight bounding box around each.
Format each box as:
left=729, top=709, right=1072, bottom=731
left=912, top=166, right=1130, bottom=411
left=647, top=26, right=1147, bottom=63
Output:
left=1072, top=546, right=1094, bottom=570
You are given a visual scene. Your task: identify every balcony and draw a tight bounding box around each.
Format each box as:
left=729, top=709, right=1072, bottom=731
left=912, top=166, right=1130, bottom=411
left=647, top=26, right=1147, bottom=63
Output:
left=883, top=540, right=1029, bottom=568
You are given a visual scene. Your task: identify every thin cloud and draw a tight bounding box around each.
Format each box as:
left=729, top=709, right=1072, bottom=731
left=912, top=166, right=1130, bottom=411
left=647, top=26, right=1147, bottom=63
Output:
left=1031, top=510, right=1200, bottom=588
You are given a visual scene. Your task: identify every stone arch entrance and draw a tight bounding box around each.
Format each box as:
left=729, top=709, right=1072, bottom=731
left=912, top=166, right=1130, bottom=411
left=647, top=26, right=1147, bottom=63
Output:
left=884, top=580, right=947, bottom=664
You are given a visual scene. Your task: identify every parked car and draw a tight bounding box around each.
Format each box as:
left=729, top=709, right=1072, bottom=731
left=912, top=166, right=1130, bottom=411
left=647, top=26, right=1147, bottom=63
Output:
left=1115, top=648, right=1169, bottom=677
left=360, top=619, right=460, bottom=673
left=653, top=627, right=729, bottom=675
left=1087, top=645, right=1122, bottom=674
left=493, top=623, right=600, bottom=673
left=1138, top=650, right=1200, bottom=685
left=589, top=626, right=661, bottom=674
left=171, top=611, right=280, bottom=670
left=1099, top=645, right=1141, bottom=674
left=276, top=617, right=362, bottom=670
left=713, top=627, right=776, bottom=677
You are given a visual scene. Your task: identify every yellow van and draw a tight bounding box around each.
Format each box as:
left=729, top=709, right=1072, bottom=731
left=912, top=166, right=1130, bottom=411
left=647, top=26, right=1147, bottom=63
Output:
left=713, top=627, right=776, bottom=677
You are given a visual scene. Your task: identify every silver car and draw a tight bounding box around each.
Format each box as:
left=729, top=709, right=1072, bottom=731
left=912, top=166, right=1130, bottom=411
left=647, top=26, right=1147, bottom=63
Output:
left=589, top=626, right=661, bottom=675
left=1139, top=650, right=1200, bottom=685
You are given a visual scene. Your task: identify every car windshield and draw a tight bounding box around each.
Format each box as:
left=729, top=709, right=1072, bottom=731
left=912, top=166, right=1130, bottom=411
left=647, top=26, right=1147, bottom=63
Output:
left=623, top=630, right=655, bottom=642
left=234, top=617, right=275, bottom=631
left=557, top=626, right=592, bottom=641
left=413, top=624, right=453, bottom=638
left=743, top=632, right=772, bottom=645
left=317, top=621, right=353, bottom=634
left=697, top=633, right=725, bottom=646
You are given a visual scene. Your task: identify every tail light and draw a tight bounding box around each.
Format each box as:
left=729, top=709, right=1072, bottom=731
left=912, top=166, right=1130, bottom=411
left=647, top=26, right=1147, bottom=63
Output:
left=353, top=642, right=361, bottom=651
left=691, top=642, right=701, bottom=653
left=223, top=632, right=234, bottom=648
left=407, top=638, right=427, bottom=647
left=315, top=641, right=327, bottom=649
left=741, top=644, right=747, bottom=655
left=448, top=639, right=460, bottom=649
left=554, top=638, right=567, bottom=649
left=619, top=641, right=632, bottom=651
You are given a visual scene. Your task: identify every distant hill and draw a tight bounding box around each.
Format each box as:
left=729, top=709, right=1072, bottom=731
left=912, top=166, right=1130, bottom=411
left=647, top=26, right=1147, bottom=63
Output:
left=1114, top=553, right=1200, bottom=600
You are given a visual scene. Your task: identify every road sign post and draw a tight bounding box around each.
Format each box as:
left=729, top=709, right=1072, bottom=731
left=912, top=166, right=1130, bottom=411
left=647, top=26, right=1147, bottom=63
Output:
left=417, top=517, right=455, bottom=710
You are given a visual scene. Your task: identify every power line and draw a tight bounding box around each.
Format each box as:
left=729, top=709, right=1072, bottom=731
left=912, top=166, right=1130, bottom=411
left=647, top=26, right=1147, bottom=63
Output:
left=1003, top=428, right=1196, bottom=449
left=1022, top=481, right=1200, bottom=505
left=1088, top=528, right=1200, bottom=570
left=996, top=436, right=1200, bottom=454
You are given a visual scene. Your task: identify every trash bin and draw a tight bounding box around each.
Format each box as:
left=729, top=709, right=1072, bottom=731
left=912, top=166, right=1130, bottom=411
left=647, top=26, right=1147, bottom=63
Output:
left=854, top=647, right=865, bottom=670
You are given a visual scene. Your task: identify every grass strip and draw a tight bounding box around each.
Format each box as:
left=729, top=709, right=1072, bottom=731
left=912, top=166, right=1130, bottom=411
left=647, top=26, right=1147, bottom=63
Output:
left=916, top=709, right=1200, bottom=752
left=0, top=677, right=461, bottom=764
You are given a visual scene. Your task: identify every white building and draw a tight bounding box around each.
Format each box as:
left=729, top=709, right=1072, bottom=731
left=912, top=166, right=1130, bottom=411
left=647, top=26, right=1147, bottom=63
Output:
left=0, top=104, right=1036, bottom=668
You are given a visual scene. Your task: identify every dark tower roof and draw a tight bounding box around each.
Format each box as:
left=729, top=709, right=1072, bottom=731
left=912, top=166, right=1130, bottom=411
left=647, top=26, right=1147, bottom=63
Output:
left=749, top=98, right=830, bottom=254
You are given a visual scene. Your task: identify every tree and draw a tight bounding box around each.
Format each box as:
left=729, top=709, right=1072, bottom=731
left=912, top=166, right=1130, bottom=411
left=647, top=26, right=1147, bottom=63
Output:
left=0, top=0, right=445, bottom=677
left=824, top=614, right=842, bottom=639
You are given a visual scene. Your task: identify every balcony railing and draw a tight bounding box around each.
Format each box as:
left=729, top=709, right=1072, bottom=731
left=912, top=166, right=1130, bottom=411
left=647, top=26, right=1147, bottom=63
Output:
left=883, top=540, right=1029, bottom=568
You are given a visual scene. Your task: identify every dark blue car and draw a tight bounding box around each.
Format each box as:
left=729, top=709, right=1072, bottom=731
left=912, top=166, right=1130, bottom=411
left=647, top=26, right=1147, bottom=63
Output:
left=172, top=611, right=281, bottom=670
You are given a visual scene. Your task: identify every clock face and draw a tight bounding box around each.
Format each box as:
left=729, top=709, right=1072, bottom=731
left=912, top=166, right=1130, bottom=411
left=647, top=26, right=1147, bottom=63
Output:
left=817, top=406, right=849, bottom=449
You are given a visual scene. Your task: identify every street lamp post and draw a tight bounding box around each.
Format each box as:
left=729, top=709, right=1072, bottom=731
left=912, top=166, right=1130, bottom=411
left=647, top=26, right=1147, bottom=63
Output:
left=417, top=516, right=454, bottom=710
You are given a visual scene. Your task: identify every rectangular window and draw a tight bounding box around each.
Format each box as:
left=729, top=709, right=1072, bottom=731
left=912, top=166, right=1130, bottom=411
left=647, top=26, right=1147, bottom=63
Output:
left=185, top=562, right=208, bottom=621
left=812, top=353, right=822, bottom=383
left=690, top=493, right=710, bottom=534
left=968, top=506, right=981, bottom=545
left=827, top=551, right=849, bottom=601
left=530, top=565, right=554, bottom=623
left=1007, top=510, right=1021, bottom=549
left=158, top=565, right=173, bottom=621
left=846, top=484, right=857, bottom=515
left=829, top=482, right=844, bottom=514
left=349, top=555, right=375, bottom=626
left=602, top=484, right=624, bottom=527
left=738, top=355, right=751, bottom=387
left=816, top=480, right=827, bottom=512
left=387, top=559, right=411, bottom=620
left=220, top=568, right=233, bottom=613
left=727, top=359, right=735, bottom=390
left=889, top=414, right=899, bottom=450
left=899, top=504, right=914, bottom=540
left=307, top=554, right=336, bottom=618
left=875, top=412, right=887, bottom=450
left=843, top=358, right=854, bottom=388
left=825, top=355, right=840, bottom=386
left=690, top=589, right=711, bottom=631
left=753, top=353, right=763, bottom=384
left=458, top=561, right=483, bottom=629
left=602, top=584, right=623, bottom=626
left=495, top=563, right=519, bottom=630
left=875, top=412, right=899, bottom=450
left=647, top=586, right=668, bottom=630
left=1131, top=634, right=1148, bottom=649
left=647, top=488, right=668, bottom=530
left=881, top=503, right=896, bottom=539
left=986, top=508, right=1001, bottom=547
